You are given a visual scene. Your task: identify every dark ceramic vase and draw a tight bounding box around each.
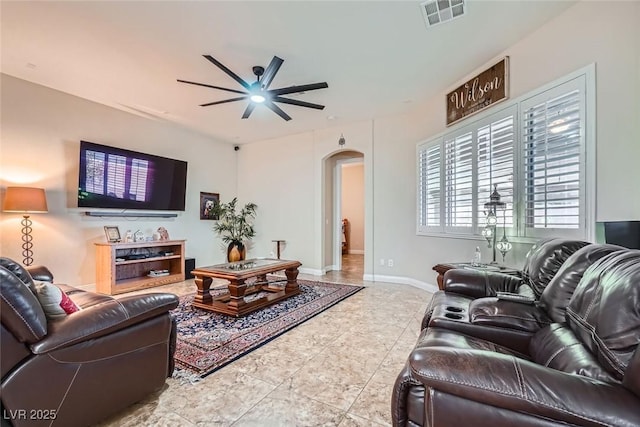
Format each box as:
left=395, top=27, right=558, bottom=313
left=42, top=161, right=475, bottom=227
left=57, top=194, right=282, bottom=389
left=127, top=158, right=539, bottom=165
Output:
left=227, top=241, right=246, bottom=262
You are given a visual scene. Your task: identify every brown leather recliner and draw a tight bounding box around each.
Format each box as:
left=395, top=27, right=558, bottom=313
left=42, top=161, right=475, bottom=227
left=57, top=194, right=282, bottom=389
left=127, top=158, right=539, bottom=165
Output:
left=392, top=249, right=640, bottom=427
left=422, top=238, right=591, bottom=330
left=0, top=258, right=179, bottom=427
left=425, top=243, right=625, bottom=354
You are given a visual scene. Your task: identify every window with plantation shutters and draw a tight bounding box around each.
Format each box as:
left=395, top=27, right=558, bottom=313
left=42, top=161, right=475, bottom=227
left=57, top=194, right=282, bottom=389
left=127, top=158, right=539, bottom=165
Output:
left=521, top=79, right=584, bottom=238
left=444, top=132, right=473, bottom=230
left=417, top=66, right=593, bottom=242
left=417, top=144, right=441, bottom=231
left=477, top=113, right=515, bottom=228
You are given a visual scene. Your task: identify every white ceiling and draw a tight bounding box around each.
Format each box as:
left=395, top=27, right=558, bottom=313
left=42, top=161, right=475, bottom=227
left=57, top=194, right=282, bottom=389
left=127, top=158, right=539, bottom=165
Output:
left=1, top=1, right=577, bottom=144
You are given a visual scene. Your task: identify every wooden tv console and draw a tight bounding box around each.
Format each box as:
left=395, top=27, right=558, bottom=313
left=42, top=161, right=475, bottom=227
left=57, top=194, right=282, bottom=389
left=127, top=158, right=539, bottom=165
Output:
left=95, top=240, right=185, bottom=295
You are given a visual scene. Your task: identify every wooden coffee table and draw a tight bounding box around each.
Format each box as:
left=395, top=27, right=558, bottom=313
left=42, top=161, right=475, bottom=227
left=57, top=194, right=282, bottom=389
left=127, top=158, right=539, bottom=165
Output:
left=191, top=258, right=302, bottom=317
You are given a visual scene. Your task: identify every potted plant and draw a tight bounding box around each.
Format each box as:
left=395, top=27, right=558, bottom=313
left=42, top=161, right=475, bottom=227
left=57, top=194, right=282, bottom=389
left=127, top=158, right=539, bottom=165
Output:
left=211, top=197, right=258, bottom=262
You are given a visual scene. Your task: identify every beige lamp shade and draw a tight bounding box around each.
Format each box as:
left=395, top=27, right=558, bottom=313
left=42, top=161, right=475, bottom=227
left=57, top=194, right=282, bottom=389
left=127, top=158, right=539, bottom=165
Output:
left=3, top=187, right=48, bottom=213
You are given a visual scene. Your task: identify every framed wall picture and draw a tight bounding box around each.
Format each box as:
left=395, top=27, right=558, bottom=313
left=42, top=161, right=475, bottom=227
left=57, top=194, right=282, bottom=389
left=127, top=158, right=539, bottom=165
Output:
left=200, top=192, right=220, bottom=220
left=104, top=226, right=121, bottom=243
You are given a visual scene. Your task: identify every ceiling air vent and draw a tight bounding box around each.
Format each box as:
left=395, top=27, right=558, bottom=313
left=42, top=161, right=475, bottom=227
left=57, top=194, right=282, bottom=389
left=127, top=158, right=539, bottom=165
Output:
left=420, top=0, right=466, bottom=28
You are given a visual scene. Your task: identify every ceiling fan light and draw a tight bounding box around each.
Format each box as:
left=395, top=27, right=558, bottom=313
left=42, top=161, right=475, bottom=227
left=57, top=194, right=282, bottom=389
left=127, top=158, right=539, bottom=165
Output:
left=250, top=94, right=265, bottom=103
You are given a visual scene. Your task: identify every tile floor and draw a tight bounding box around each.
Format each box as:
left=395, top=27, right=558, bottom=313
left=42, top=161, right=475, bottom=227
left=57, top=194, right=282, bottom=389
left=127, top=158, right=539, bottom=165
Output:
left=97, top=255, right=433, bottom=426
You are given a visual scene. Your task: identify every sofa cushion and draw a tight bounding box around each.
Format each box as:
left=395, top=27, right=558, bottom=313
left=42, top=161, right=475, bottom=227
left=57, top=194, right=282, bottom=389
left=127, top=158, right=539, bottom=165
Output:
left=530, top=323, right=616, bottom=383
left=0, top=265, right=47, bottom=343
left=520, top=239, right=590, bottom=298
left=566, top=250, right=640, bottom=381
left=539, top=244, right=625, bottom=323
left=34, top=281, right=82, bottom=320
left=414, top=327, right=530, bottom=360
left=0, top=257, right=39, bottom=293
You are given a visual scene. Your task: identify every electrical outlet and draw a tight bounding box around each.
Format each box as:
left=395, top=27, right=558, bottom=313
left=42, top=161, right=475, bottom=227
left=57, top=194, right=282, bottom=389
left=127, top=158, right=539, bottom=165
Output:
left=380, top=258, right=385, bottom=266
left=388, top=259, right=394, bottom=267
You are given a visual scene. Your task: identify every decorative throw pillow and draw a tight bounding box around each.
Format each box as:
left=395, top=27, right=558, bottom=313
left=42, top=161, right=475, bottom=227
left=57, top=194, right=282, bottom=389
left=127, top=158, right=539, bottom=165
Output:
left=34, top=281, right=81, bottom=319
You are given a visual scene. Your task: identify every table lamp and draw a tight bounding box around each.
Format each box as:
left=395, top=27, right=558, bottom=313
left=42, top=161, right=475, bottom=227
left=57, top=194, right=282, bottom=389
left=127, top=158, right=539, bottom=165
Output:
left=3, top=187, right=48, bottom=266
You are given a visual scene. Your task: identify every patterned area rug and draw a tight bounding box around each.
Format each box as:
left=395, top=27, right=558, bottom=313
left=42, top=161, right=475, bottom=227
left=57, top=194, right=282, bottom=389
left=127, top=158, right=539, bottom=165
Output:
left=171, top=278, right=363, bottom=380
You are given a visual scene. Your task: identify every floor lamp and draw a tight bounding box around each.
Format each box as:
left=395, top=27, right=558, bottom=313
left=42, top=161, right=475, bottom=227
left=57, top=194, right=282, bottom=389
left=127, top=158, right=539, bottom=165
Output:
left=3, top=187, right=48, bottom=266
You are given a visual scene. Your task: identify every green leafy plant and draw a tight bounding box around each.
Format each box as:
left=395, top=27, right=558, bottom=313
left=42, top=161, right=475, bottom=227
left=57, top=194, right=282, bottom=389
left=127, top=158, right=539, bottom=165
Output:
left=212, top=197, right=258, bottom=244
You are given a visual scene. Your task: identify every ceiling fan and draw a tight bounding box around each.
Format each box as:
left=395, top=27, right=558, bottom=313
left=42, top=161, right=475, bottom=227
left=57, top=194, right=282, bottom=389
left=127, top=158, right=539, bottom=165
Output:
left=178, top=55, right=328, bottom=121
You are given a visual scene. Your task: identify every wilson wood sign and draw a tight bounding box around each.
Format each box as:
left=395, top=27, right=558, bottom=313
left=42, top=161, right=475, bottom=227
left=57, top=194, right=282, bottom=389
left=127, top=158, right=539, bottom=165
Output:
left=446, top=57, right=509, bottom=126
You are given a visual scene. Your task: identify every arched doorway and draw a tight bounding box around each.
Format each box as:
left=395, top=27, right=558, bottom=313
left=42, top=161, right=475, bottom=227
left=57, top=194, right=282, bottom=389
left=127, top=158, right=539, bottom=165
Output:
left=322, top=150, right=365, bottom=280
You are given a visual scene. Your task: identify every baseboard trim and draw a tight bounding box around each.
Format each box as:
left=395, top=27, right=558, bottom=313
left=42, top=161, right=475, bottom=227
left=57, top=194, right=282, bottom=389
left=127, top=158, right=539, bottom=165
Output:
left=362, top=274, right=438, bottom=293
left=300, top=267, right=325, bottom=276
left=324, top=265, right=337, bottom=273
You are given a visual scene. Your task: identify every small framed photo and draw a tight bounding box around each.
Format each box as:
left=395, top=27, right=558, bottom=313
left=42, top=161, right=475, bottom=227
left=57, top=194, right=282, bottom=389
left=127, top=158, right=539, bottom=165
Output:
left=200, top=192, right=220, bottom=220
left=104, top=226, right=121, bottom=243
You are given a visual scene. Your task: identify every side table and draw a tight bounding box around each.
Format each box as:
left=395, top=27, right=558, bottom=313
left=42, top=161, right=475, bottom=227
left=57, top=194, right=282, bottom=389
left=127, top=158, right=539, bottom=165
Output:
left=432, top=263, right=521, bottom=290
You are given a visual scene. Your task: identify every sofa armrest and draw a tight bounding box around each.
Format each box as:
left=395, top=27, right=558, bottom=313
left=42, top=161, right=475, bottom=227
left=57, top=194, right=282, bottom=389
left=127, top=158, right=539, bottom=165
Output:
left=31, top=292, right=179, bottom=354
left=444, top=269, right=523, bottom=298
left=409, top=346, right=640, bottom=427
left=468, top=298, right=553, bottom=333
left=25, top=265, right=54, bottom=282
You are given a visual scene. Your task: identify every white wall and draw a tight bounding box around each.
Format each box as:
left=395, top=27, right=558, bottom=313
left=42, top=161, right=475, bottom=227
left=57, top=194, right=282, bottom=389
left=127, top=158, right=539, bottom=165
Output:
left=235, top=132, right=316, bottom=263
left=341, top=163, right=364, bottom=253
left=238, top=121, right=374, bottom=275
left=2, top=1, right=637, bottom=289
left=0, top=75, right=237, bottom=285
left=239, top=1, right=640, bottom=288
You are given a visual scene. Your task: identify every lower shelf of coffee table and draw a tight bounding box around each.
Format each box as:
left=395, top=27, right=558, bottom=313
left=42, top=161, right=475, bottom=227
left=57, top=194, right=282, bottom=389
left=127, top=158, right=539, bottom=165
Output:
left=192, top=286, right=300, bottom=317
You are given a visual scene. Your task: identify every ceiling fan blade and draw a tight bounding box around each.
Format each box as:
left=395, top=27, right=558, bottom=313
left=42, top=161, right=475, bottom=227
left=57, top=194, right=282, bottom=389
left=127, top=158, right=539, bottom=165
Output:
left=265, top=101, right=291, bottom=121
left=269, top=82, right=328, bottom=96
left=199, top=96, right=248, bottom=107
left=177, top=79, right=248, bottom=95
left=203, top=55, right=251, bottom=90
left=273, top=96, right=325, bottom=110
left=241, top=103, right=256, bottom=119
left=260, top=56, right=284, bottom=90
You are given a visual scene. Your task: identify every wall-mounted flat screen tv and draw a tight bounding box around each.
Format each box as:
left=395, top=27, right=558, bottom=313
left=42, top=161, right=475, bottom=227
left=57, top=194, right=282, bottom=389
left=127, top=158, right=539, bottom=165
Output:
left=78, top=140, right=187, bottom=211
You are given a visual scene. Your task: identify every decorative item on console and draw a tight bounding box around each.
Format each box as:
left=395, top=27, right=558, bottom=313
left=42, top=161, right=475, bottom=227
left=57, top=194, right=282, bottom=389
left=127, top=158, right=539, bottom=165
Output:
left=134, top=230, right=145, bottom=242
left=103, top=226, right=121, bottom=243
left=157, top=227, right=169, bottom=240
left=210, top=197, right=258, bottom=262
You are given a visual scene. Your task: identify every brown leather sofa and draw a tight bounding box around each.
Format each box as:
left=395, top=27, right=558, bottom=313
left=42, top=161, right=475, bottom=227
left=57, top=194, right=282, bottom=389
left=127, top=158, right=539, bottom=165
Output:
left=423, top=243, right=624, bottom=354
left=392, top=248, right=640, bottom=426
left=422, top=238, right=590, bottom=330
left=0, top=257, right=179, bottom=427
